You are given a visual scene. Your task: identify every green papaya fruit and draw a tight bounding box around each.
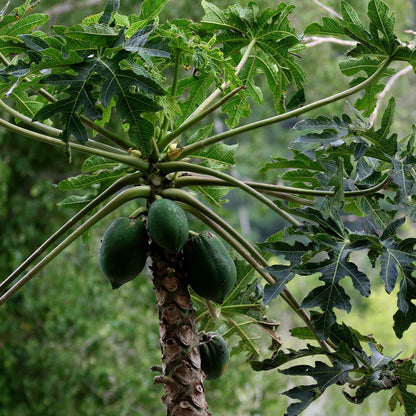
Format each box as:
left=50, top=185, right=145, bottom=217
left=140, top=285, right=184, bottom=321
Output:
left=199, top=331, right=230, bottom=380
left=185, top=231, right=236, bottom=304
left=147, top=199, right=189, bottom=252
left=99, top=217, right=148, bottom=289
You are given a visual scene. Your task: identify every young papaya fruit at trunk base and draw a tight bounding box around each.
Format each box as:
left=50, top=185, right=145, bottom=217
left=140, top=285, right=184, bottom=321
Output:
left=185, top=231, right=237, bottom=304
left=99, top=217, right=148, bottom=289
left=147, top=198, right=189, bottom=253
left=199, top=331, right=230, bottom=380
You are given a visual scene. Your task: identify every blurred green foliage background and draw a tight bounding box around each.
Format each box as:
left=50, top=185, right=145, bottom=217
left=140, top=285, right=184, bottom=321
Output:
left=1, top=0, right=416, bottom=414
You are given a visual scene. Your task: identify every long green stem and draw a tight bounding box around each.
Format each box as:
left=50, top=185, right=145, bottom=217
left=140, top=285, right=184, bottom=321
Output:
left=0, top=185, right=152, bottom=306
left=178, top=57, right=393, bottom=159
left=175, top=173, right=390, bottom=198
left=0, top=172, right=142, bottom=293
left=158, top=85, right=247, bottom=152
left=183, top=39, right=257, bottom=123
left=159, top=161, right=300, bottom=226
left=0, top=99, right=127, bottom=155
left=0, top=116, right=150, bottom=171
left=175, top=175, right=315, bottom=206
left=0, top=99, right=62, bottom=136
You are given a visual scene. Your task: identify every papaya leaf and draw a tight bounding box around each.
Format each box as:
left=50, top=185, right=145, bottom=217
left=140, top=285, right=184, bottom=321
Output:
left=7, top=83, right=48, bottom=119
left=293, top=114, right=351, bottom=149
left=221, top=91, right=251, bottom=129
left=189, top=185, right=231, bottom=207
left=262, top=265, right=295, bottom=305
left=201, top=1, right=304, bottom=113
left=98, top=0, right=120, bottom=25
left=364, top=97, right=398, bottom=155
left=258, top=239, right=314, bottom=265
left=58, top=167, right=128, bottom=191
left=186, top=123, right=237, bottom=169
left=258, top=239, right=315, bottom=305
left=376, top=228, right=416, bottom=337
left=63, top=24, right=121, bottom=48
left=390, top=157, right=416, bottom=209
left=367, top=0, right=397, bottom=55
left=33, top=62, right=102, bottom=143
left=81, top=155, right=120, bottom=172
left=250, top=344, right=327, bottom=371
left=262, top=208, right=373, bottom=339
left=138, top=0, right=169, bottom=22
left=280, top=360, right=354, bottom=416
left=57, top=193, right=97, bottom=210
left=395, top=386, right=416, bottom=416
left=260, top=149, right=325, bottom=174
left=123, top=24, right=170, bottom=58
left=175, top=74, right=215, bottom=125
left=343, top=195, right=396, bottom=230
left=94, top=53, right=164, bottom=154
left=304, top=17, right=345, bottom=37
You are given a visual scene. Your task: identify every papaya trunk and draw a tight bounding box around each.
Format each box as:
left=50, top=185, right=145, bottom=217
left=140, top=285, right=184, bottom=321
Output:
left=150, top=243, right=210, bottom=416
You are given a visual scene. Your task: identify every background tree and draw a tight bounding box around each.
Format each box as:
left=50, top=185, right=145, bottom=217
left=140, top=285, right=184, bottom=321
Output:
left=2, top=0, right=416, bottom=415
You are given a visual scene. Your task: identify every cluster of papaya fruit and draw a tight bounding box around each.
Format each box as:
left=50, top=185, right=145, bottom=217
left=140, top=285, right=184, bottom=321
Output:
left=98, top=198, right=233, bottom=379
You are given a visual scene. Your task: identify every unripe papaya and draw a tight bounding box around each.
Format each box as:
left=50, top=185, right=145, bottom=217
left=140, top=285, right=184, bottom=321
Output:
left=99, top=217, right=148, bottom=289
left=185, top=231, right=236, bottom=304
left=147, top=199, right=189, bottom=253
left=199, top=331, right=230, bottom=380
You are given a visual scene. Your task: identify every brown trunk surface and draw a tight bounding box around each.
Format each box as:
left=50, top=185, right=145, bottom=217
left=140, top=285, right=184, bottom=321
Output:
left=150, top=243, right=210, bottom=416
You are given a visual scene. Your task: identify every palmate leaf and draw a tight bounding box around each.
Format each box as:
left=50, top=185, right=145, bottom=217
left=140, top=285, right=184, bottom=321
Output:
left=138, top=0, right=169, bottom=22
left=63, top=24, right=121, bottom=48
left=57, top=193, right=97, bottom=210
left=201, top=1, right=305, bottom=115
left=98, top=0, right=120, bottom=25
left=81, top=155, right=120, bottom=172
left=305, top=0, right=399, bottom=57
left=7, top=83, right=48, bottom=119
left=343, top=194, right=396, bottom=229
left=261, top=207, right=373, bottom=339
left=304, top=0, right=416, bottom=115
left=390, top=361, right=416, bottom=416
left=123, top=25, right=170, bottom=59
left=0, top=13, right=49, bottom=55
left=281, top=360, right=354, bottom=416
left=258, top=239, right=313, bottom=305
left=340, top=57, right=395, bottom=116
left=378, top=235, right=416, bottom=338
left=58, top=166, right=129, bottom=191
left=186, top=123, right=238, bottom=168
left=260, top=149, right=325, bottom=174
left=293, top=114, right=351, bottom=150
left=189, top=185, right=232, bottom=207
left=175, top=74, right=215, bottom=125
left=250, top=344, right=327, bottom=371
left=33, top=62, right=102, bottom=143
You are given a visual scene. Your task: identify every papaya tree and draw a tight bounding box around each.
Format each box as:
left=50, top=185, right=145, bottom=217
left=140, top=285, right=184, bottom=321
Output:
left=2, top=0, right=416, bottom=414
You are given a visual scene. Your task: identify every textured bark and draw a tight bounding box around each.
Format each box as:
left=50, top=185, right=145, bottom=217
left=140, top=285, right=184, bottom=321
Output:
left=150, top=244, right=210, bottom=416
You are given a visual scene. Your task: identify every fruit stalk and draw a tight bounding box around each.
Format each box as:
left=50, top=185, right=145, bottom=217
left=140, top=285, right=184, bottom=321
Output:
left=149, top=243, right=210, bottom=416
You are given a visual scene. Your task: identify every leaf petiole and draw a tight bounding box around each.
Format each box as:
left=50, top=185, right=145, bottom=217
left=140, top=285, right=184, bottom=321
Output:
left=178, top=58, right=393, bottom=159
left=159, top=161, right=300, bottom=226
left=0, top=116, right=150, bottom=171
